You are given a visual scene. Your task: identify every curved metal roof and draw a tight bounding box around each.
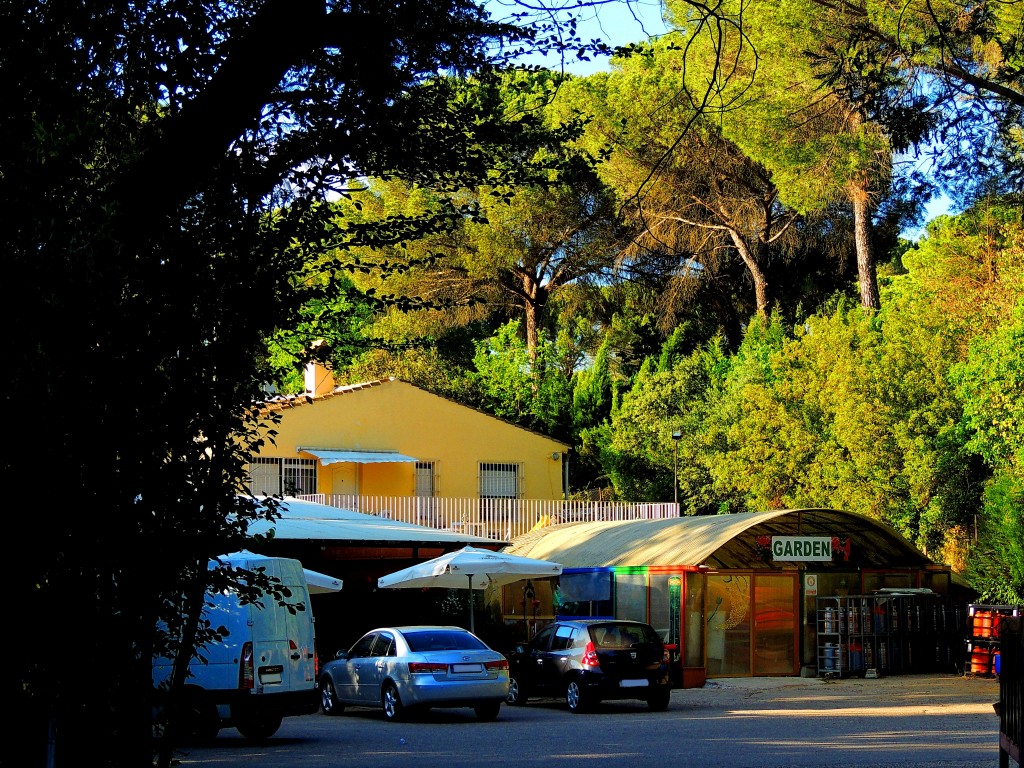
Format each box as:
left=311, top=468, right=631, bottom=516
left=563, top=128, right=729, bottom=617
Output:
left=503, top=508, right=935, bottom=570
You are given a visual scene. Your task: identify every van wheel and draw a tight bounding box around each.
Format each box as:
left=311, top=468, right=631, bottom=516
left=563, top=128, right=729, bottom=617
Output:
left=381, top=682, right=405, bottom=722
left=320, top=678, right=345, bottom=716
left=177, top=697, right=220, bottom=744
left=236, top=714, right=282, bottom=742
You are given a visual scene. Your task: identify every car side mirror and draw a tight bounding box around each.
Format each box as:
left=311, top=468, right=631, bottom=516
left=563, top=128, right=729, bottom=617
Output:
left=515, top=644, right=526, bottom=655
left=335, top=650, right=349, bottom=660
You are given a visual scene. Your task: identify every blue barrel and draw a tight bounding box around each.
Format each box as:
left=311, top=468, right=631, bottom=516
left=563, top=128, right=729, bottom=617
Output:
left=824, top=643, right=838, bottom=671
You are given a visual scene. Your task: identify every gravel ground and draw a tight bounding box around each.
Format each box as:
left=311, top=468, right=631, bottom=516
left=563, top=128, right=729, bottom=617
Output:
left=694, top=670, right=1000, bottom=711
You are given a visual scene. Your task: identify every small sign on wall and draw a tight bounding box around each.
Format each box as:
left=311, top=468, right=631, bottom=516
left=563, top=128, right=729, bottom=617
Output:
left=804, top=574, right=818, bottom=596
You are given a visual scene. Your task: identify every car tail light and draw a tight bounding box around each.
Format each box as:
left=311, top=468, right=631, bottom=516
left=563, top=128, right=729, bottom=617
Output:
left=484, top=659, right=509, bottom=671
left=408, top=662, right=448, bottom=674
left=581, top=641, right=600, bottom=669
left=240, top=642, right=255, bottom=690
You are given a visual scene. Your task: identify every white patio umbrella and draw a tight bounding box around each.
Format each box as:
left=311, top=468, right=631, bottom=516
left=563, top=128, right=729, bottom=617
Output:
left=377, top=545, right=563, bottom=632
left=304, top=568, right=343, bottom=595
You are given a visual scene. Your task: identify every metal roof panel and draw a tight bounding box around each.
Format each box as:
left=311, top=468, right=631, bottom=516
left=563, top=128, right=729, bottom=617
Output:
left=504, top=509, right=934, bottom=569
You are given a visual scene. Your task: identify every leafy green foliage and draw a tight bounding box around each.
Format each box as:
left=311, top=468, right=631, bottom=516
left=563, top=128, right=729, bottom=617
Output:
left=593, top=203, right=1023, bottom=602
left=2, top=2, right=595, bottom=765
left=955, top=302, right=1024, bottom=468
left=572, top=336, right=614, bottom=430
left=9, top=4, right=1024, bottom=765
left=266, top=277, right=377, bottom=394
left=659, top=0, right=895, bottom=310
left=326, top=72, right=628, bottom=363
left=469, top=320, right=574, bottom=439
left=967, top=474, right=1024, bottom=603
left=951, top=280, right=1024, bottom=602
left=776, top=0, right=1024, bottom=201
left=601, top=335, right=731, bottom=509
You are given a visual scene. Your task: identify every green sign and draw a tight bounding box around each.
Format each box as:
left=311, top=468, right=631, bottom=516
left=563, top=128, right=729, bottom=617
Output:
left=668, top=575, right=681, bottom=647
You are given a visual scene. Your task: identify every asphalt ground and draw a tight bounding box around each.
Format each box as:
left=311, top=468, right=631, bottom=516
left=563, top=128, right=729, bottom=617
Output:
left=174, top=672, right=1005, bottom=768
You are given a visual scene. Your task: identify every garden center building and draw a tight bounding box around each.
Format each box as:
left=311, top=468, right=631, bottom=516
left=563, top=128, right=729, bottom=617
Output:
left=500, top=508, right=973, bottom=682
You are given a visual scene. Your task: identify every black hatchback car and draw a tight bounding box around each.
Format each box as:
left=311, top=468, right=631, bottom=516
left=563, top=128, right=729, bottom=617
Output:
left=505, top=619, right=671, bottom=713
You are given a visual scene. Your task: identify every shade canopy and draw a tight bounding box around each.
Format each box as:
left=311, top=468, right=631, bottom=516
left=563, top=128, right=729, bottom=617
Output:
left=246, top=497, right=502, bottom=546
left=299, top=448, right=418, bottom=465
left=304, top=568, right=343, bottom=594
left=377, top=545, right=562, bottom=632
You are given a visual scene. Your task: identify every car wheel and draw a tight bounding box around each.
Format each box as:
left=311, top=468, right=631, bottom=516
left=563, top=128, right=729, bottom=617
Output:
left=566, top=678, right=591, bottom=714
left=647, top=689, right=671, bottom=712
left=506, top=676, right=527, bottom=706
left=236, top=714, right=282, bottom=742
left=320, top=678, right=345, bottom=716
left=381, top=682, right=405, bottom=722
left=474, top=701, right=501, bottom=721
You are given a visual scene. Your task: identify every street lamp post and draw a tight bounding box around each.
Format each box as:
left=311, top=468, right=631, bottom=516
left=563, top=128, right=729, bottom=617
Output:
left=672, top=430, right=682, bottom=515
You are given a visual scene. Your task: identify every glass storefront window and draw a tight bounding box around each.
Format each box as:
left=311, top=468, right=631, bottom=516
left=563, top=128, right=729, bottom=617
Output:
left=684, top=573, right=705, bottom=668
left=554, top=570, right=613, bottom=618
left=616, top=572, right=648, bottom=623
left=707, top=573, right=751, bottom=675
left=648, top=574, right=671, bottom=643
left=501, top=579, right=554, bottom=628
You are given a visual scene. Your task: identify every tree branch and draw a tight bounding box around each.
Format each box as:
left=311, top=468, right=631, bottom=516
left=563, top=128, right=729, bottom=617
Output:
left=118, top=0, right=326, bottom=220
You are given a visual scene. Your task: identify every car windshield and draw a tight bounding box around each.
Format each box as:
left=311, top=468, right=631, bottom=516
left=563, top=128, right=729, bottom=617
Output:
left=403, top=630, right=487, bottom=652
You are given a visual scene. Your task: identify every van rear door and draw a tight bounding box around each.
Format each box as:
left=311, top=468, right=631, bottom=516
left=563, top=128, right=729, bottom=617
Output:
left=248, top=557, right=316, bottom=693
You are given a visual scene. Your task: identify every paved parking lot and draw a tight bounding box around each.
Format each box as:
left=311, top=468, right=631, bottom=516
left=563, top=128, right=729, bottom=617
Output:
left=174, top=673, right=1002, bottom=768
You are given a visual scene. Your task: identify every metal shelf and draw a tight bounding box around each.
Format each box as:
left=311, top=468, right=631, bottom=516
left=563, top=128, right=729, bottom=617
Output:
left=816, top=594, right=962, bottom=678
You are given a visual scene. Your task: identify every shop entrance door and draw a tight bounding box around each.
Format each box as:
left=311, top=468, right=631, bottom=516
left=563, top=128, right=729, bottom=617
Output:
left=706, top=574, right=751, bottom=675
left=752, top=574, right=798, bottom=675
left=706, top=572, right=798, bottom=676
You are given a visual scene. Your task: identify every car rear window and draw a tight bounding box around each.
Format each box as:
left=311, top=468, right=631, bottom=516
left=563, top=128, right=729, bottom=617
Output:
left=590, top=623, right=661, bottom=649
left=403, top=630, right=488, bottom=653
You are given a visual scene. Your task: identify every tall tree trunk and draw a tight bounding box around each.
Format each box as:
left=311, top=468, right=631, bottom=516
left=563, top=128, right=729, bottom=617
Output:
left=156, top=564, right=210, bottom=768
left=728, top=229, right=771, bottom=317
left=850, top=174, right=881, bottom=310
left=523, top=298, right=540, bottom=364
left=521, top=273, right=541, bottom=364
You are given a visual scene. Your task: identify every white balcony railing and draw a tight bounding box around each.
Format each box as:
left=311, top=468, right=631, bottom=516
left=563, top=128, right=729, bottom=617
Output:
left=293, top=494, right=678, bottom=541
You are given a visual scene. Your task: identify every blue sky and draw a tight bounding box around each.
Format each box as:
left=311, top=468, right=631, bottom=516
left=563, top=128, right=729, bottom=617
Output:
left=490, top=0, right=669, bottom=75
left=902, top=194, right=955, bottom=242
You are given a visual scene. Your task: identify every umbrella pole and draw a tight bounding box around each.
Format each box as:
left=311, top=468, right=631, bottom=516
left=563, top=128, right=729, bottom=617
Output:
left=467, top=574, right=474, bottom=633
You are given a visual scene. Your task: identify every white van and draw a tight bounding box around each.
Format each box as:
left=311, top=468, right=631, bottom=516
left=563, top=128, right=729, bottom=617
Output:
left=153, top=552, right=322, bottom=741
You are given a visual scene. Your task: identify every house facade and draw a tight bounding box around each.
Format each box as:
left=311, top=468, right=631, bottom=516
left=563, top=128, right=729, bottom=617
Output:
left=250, top=373, right=571, bottom=505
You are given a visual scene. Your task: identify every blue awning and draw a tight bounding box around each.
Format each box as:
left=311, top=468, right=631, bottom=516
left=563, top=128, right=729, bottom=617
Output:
left=299, top=448, right=419, bottom=465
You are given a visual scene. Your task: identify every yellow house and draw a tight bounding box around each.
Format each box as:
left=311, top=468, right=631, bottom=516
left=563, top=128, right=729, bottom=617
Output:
left=250, top=373, right=570, bottom=507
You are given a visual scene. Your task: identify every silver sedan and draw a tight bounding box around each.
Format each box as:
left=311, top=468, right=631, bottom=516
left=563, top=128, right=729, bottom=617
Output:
left=318, top=625, right=510, bottom=722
